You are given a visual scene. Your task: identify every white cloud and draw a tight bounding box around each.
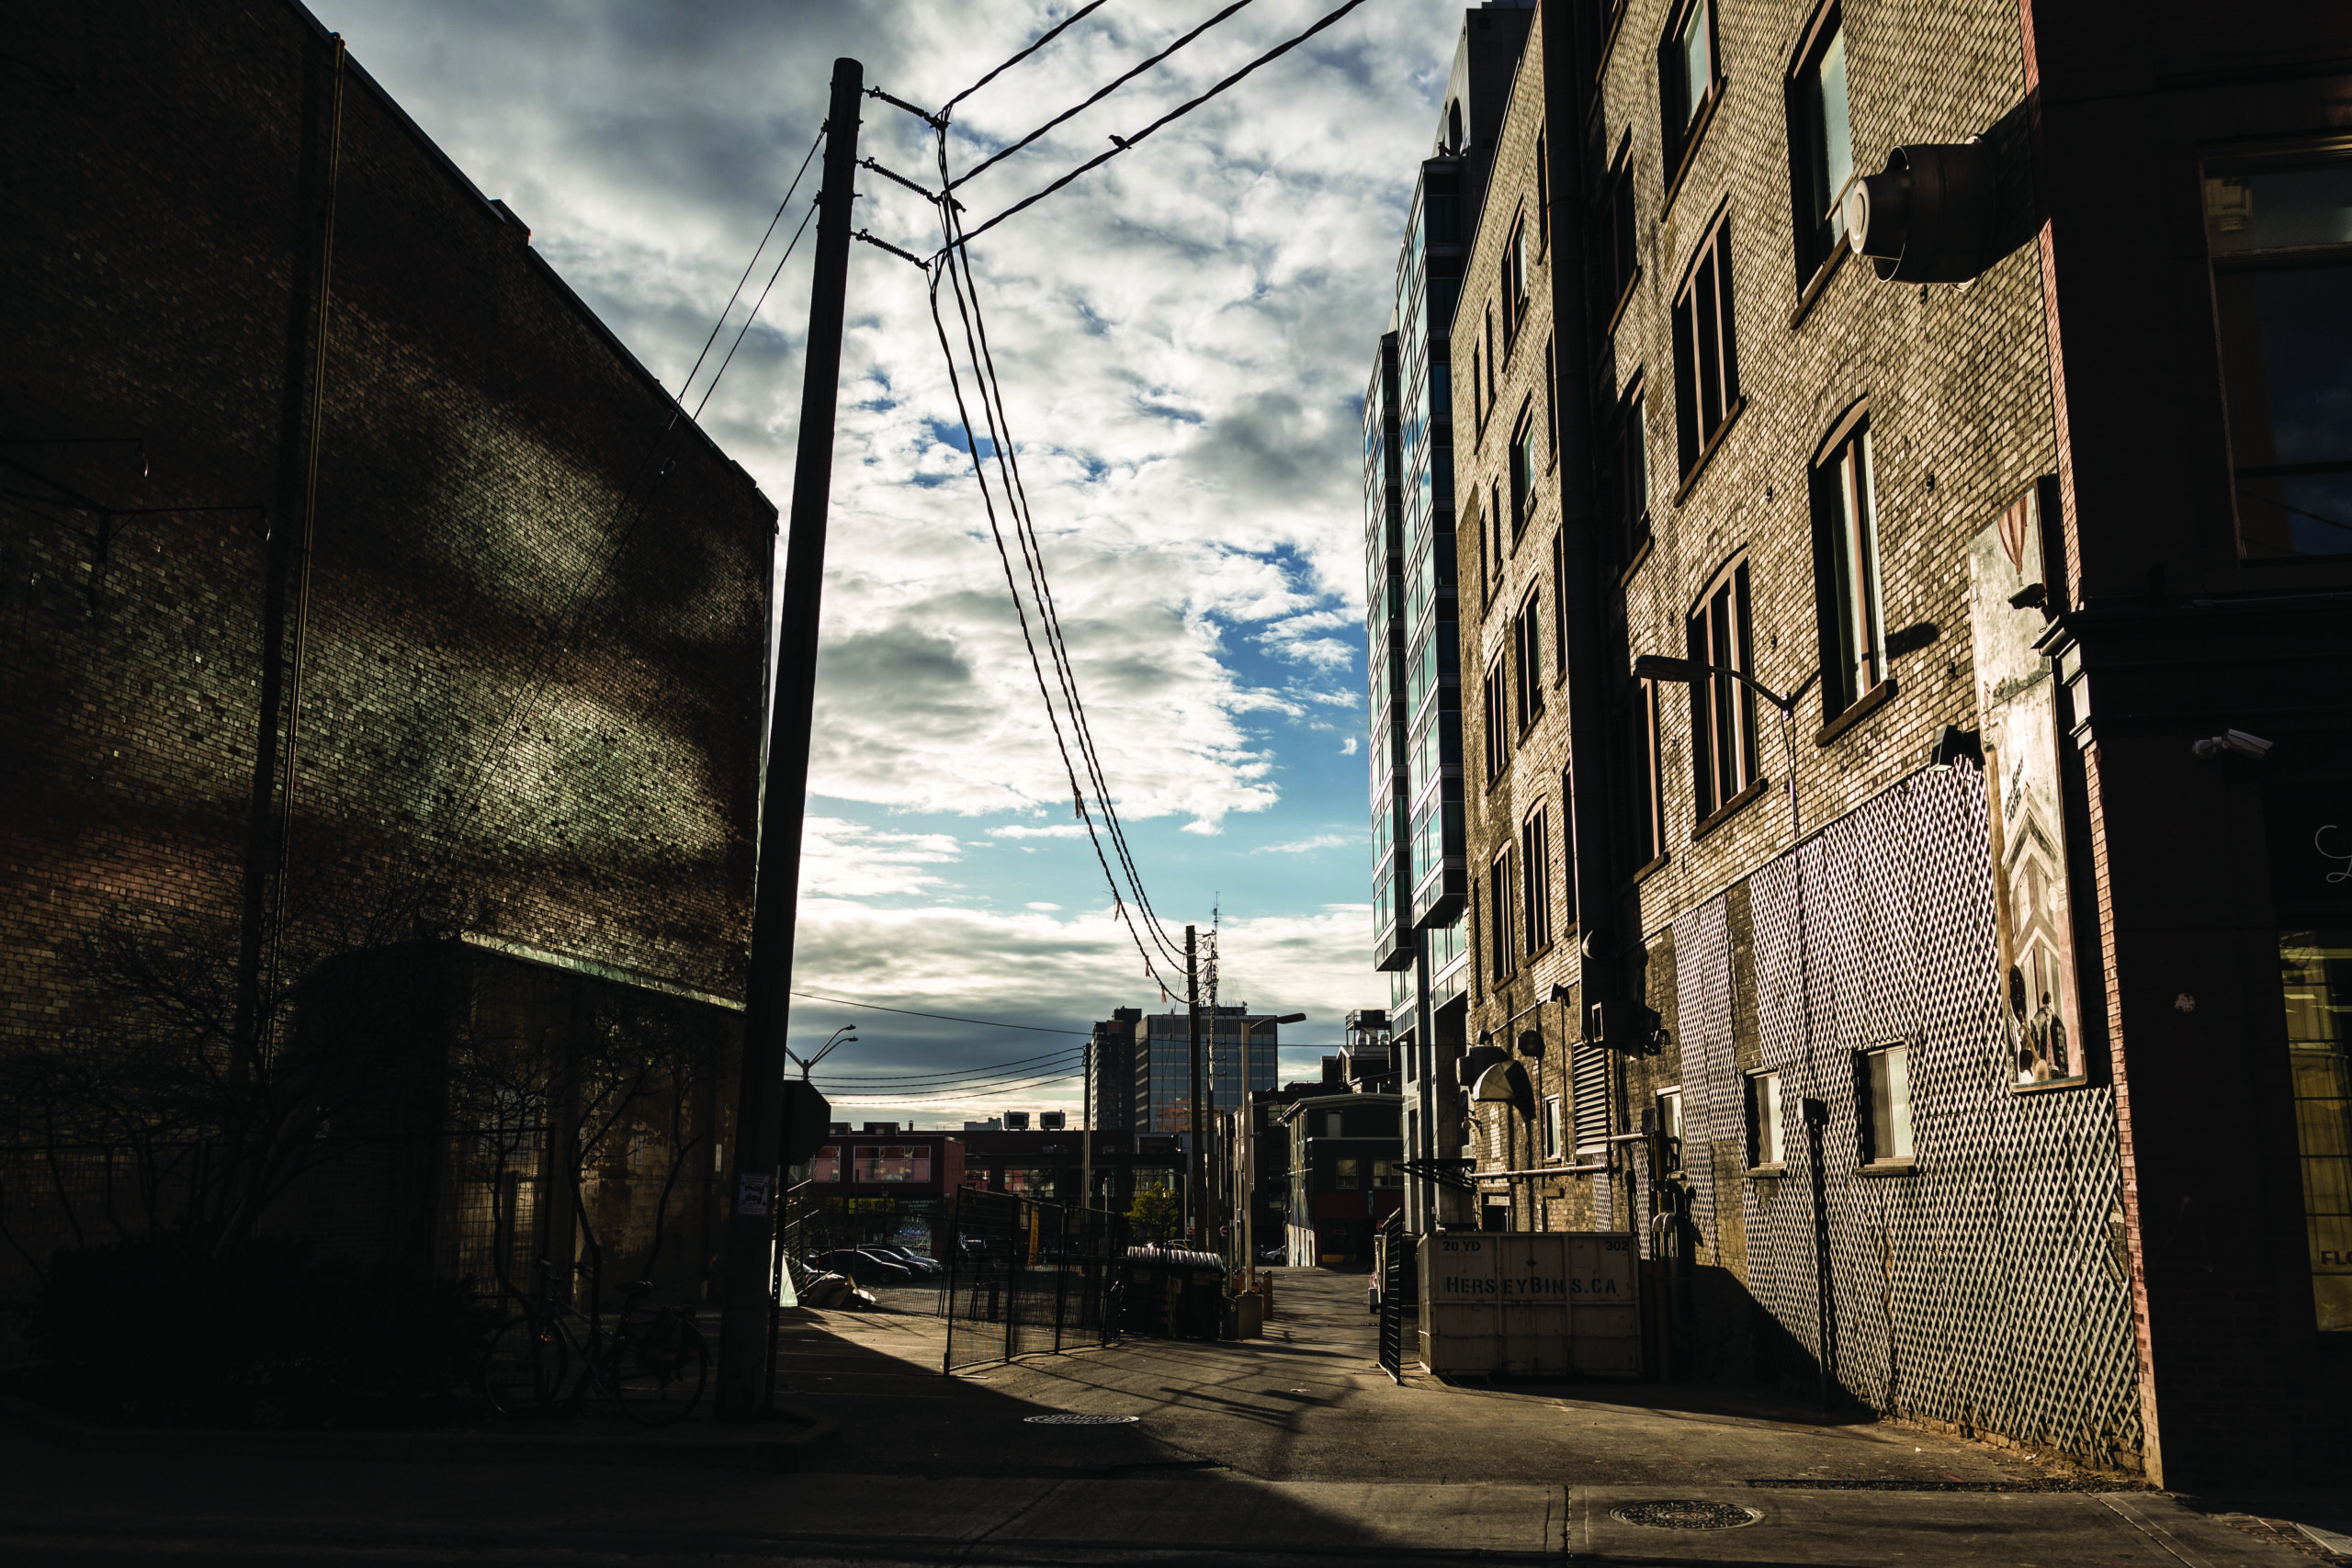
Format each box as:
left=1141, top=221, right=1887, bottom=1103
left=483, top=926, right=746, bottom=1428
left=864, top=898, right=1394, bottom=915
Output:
left=989, top=823, right=1087, bottom=840
left=1340, top=736, right=1359, bottom=755
left=797, top=817, right=963, bottom=898
left=1025, top=900, right=1062, bottom=911
left=1265, top=833, right=1354, bottom=854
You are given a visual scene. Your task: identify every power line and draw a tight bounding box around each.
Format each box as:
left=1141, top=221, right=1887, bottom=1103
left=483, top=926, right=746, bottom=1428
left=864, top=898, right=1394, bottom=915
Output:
left=818, top=1066, right=1084, bottom=1102
left=676, top=129, right=824, bottom=412
left=692, top=197, right=820, bottom=423
left=945, top=0, right=1118, bottom=112
left=948, top=0, right=1261, bottom=192
left=787, top=990, right=1093, bottom=1034
left=952, top=0, right=1374, bottom=251
left=811, top=1047, right=1082, bottom=1083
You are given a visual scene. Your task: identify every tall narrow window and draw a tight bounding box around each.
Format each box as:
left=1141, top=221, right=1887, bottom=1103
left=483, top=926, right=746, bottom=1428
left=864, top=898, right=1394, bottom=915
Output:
left=1537, top=131, right=1552, bottom=249
left=1544, top=335, right=1558, bottom=457
left=1521, top=806, right=1553, bottom=954
left=1687, top=560, right=1758, bottom=822
left=1656, top=1088, right=1684, bottom=1172
left=1549, top=529, right=1570, bottom=680
left=1514, top=588, right=1544, bottom=731
left=1543, top=1094, right=1563, bottom=1160
left=1659, top=0, right=1720, bottom=177
left=1483, top=657, right=1510, bottom=779
left=1811, top=411, right=1886, bottom=716
left=1626, top=676, right=1665, bottom=866
left=1672, top=216, right=1743, bottom=477
left=1860, top=1044, right=1915, bottom=1164
left=1488, top=480, right=1505, bottom=586
left=1747, top=1070, right=1784, bottom=1169
left=2204, top=158, right=2352, bottom=559
left=1788, top=4, right=1854, bottom=281
left=1488, top=847, right=1517, bottom=982
left=1592, top=137, right=1639, bottom=337
left=1509, top=411, right=1537, bottom=538
left=1607, top=382, right=1651, bottom=570
left=1485, top=307, right=1498, bottom=409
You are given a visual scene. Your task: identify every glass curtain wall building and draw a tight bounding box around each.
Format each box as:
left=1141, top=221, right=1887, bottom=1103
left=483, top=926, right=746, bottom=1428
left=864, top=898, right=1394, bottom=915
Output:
left=1134, top=1006, right=1282, bottom=1134
left=1363, top=2, right=1532, bottom=1231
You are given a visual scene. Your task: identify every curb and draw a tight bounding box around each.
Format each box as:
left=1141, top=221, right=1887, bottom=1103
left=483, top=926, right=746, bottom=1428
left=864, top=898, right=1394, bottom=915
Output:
left=0, top=1393, right=838, bottom=1470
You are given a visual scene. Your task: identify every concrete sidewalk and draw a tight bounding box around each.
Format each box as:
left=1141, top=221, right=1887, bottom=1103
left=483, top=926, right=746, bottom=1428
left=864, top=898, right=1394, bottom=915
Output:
left=0, top=1269, right=2331, bottom=1565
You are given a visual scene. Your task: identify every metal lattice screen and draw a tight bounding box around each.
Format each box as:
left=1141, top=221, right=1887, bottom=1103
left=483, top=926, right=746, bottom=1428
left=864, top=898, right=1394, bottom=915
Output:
left=1676, top=761, right=2140, bottom=1468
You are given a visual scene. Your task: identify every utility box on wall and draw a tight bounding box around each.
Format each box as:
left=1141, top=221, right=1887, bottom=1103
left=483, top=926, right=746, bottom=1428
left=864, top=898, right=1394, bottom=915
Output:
left=1418, top=1232, right=1641, bottom=1377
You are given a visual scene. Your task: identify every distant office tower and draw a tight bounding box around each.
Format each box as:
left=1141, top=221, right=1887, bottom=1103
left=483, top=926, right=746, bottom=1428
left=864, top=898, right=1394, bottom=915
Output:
left=1088, top=1008, right=1141, bottom=1132
left=1133, top=1006, right=1283, bottom=1134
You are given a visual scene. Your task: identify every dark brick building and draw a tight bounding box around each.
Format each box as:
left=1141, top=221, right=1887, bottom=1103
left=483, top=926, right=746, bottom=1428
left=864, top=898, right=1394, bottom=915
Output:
left=1378, top=0, right=2352, bottom=1485
left=2, top=1, right=775, bottom=1301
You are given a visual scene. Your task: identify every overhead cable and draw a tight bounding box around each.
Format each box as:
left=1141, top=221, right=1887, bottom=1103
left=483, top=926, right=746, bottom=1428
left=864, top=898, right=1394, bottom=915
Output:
left=811, top=1047, right=1082, bottom=1083
left=947, top=0, right=1261, bottom=192
left=944, top=0, right=1117, bottom=112
left=675, top=128, right=824, bottom=412
left=787, top=990, right=1093, bottom=1034
left=952, top=0, right=1373, bottom=251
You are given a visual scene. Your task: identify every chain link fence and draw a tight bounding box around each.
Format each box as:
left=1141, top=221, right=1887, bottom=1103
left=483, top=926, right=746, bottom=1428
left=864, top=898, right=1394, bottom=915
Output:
left=940, top=1188, right=1125, bottom=1373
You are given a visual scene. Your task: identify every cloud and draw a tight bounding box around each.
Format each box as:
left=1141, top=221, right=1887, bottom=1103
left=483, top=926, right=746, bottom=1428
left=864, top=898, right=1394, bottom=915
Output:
left=1264, top=833, right=1354, bottom=854
left=798, top=817, right=963, bottom=897
left=1025, top=901, right=1062, bottom=911
left=989, top=823, right=1086, bottom=840
left=1340, top=736, right=1359, bottom=755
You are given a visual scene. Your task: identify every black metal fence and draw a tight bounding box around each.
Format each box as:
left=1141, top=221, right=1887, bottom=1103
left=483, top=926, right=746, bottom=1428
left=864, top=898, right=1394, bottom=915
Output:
left=1375, top=1211, right=1417, bottom=1382
left=940, top=1189, right=1125, bottom=1373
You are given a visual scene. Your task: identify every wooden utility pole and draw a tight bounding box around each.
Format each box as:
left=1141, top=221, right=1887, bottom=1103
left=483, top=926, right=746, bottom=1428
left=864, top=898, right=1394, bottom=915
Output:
left=1185, top=926, right=1203, bottom=1245
left=715, top=57, right=863, bottom=1422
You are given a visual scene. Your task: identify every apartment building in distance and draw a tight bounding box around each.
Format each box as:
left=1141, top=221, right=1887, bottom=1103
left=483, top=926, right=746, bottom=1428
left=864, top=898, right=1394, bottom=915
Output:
left=1418, top=0, right=2350, bottom=1489
left=1364, top=2, right=1536, bottom=1236
left=1133, top=1005, right=1283, bottom=1135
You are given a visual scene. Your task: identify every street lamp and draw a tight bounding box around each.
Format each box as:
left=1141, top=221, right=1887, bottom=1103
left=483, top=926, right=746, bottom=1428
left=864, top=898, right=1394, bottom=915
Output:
left=1630, top=653, right=1815, bottom=840
left=791, top=1025, right=858, bottom=1079
left=1240, top=1012, right=1306, bottom=1287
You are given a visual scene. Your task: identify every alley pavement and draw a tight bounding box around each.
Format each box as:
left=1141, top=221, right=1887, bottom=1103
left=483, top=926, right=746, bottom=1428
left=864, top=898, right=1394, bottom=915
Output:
left=1, top=1268, right=2340, bottom=1565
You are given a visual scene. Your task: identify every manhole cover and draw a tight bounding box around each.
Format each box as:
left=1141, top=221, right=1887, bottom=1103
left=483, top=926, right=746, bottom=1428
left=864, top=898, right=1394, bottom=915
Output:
left=1610, top=1501, right=1761, bottom=1531
left=1023, top=1413, right=1139, bottom=1426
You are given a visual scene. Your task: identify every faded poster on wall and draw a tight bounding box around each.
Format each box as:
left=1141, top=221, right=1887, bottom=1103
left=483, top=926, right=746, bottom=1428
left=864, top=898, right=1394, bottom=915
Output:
left=1967, top=486, right=2085, bottom=1087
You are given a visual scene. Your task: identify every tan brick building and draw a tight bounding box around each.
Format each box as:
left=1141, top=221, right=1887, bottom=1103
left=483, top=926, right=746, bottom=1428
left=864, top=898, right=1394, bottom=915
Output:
left=1410, top=0, right=2352, bottom=1484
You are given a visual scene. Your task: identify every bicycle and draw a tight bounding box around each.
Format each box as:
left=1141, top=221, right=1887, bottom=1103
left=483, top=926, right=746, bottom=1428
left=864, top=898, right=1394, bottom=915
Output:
left=481, top=1258, right=708, bottom=1427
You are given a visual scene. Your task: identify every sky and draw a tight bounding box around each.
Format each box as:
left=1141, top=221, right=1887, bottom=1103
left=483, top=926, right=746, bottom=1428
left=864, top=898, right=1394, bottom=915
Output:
left=307, top=0, right=1467, bottom=1122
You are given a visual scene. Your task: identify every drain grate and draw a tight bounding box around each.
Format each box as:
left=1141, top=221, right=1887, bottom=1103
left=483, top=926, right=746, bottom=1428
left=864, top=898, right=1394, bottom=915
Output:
left=1610, top=1501, right=1760, bottom=1531
left=1023, top=1413, right=1139, bottom=1426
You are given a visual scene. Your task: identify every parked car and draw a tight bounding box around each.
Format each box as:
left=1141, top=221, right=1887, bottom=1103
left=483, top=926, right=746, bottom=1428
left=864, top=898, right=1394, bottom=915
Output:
left=820, top=1248, right=911, bottom=1285
left=864, top=1244, right=943, bottom=1276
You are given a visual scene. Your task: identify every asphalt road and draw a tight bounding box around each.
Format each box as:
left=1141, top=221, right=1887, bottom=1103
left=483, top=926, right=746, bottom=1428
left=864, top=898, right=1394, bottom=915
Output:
left=0, top=1268, right=2337, bottom=1565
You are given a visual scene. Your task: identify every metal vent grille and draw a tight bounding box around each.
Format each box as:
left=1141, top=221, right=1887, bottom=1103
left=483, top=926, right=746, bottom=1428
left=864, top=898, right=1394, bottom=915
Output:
left=1718, top=762, right=2142, bottom=1468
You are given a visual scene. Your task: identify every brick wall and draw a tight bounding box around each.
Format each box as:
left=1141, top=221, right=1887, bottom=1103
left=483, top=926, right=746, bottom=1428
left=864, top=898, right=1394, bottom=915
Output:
left=1, top=1, right=775, bottom=1061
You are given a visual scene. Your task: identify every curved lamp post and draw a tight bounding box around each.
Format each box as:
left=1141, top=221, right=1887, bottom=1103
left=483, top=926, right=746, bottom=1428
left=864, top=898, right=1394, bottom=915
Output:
left=1630, top=654, right=1814, bottom=841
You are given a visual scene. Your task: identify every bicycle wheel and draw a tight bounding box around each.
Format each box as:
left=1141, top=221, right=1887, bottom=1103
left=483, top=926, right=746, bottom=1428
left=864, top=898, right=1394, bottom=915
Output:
left=612, top=1319, right=707, bottom=1427
left=482, top=1313, right=569, bottom=1417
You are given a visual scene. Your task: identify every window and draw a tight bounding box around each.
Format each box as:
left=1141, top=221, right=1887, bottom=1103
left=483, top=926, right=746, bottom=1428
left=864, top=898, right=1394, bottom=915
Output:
left=1626, top=677, right=1666, bottom=866
left=1488, top=846, right=1517, bottom=981
left=1333, top=1156, right=1363, bottom=1190
left=1860, top=1044, right=1915, bottom=1165
left=1606, top=382, right=1652, bottom=570
left=1521, top=806, right=1553, bottom=954
left=1373, top=1158, right=1404, bottom=1188
left=1513, top=589, right=1545, bottom=730
left=1471, top=338, right=1486, bottom=431
left=1503, top=212, right=1530, bottom=343
left=1544, top=336, right=1558, bottom=457
left=1747, top=1070, right=1784, bottom=1169
left=1687, top=560, right=1758, bottom=820
left=1672, top=215, right=1743, bottom=477
left=1811, top=411, right=1887, bottom=716
left=1535, top=132, right=1550, bottom=252
left=810, top=1143, right=842, bottom=1182
left=1788, top=4, right=1854, bottom=281
left=1483, top=656, right=1509, bottom=778
left=1484, top=306, right=1498, bottom=412
left=2281, top=931, right=2352, bottom=1328
left=854, top=1145, right=932, bottom=1183
left=1549, top=529, right=1570, bottom=680
left=2204, top=158, right=2352, bottom=558
left=1657, top=1087, right=1684, bottom=1172
left=1592, top=138, right=1640, bottom=335
left=1509, top=411, right=1537, bottom=539
left=1659, top=0, right=1721, bottom=177
left=1488, top=481, right=1504, bottom=588
left=1543, top=1094, right=1563, bottom=1160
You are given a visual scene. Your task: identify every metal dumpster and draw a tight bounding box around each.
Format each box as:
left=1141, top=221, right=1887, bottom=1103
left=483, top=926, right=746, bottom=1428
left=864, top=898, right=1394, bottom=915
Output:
left=1417, top=1231, right=1640, bottom=1377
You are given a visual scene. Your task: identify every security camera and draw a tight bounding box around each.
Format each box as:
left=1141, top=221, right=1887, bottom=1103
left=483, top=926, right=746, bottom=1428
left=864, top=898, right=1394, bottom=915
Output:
left=2191, top=729, right=2273, bottom=761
